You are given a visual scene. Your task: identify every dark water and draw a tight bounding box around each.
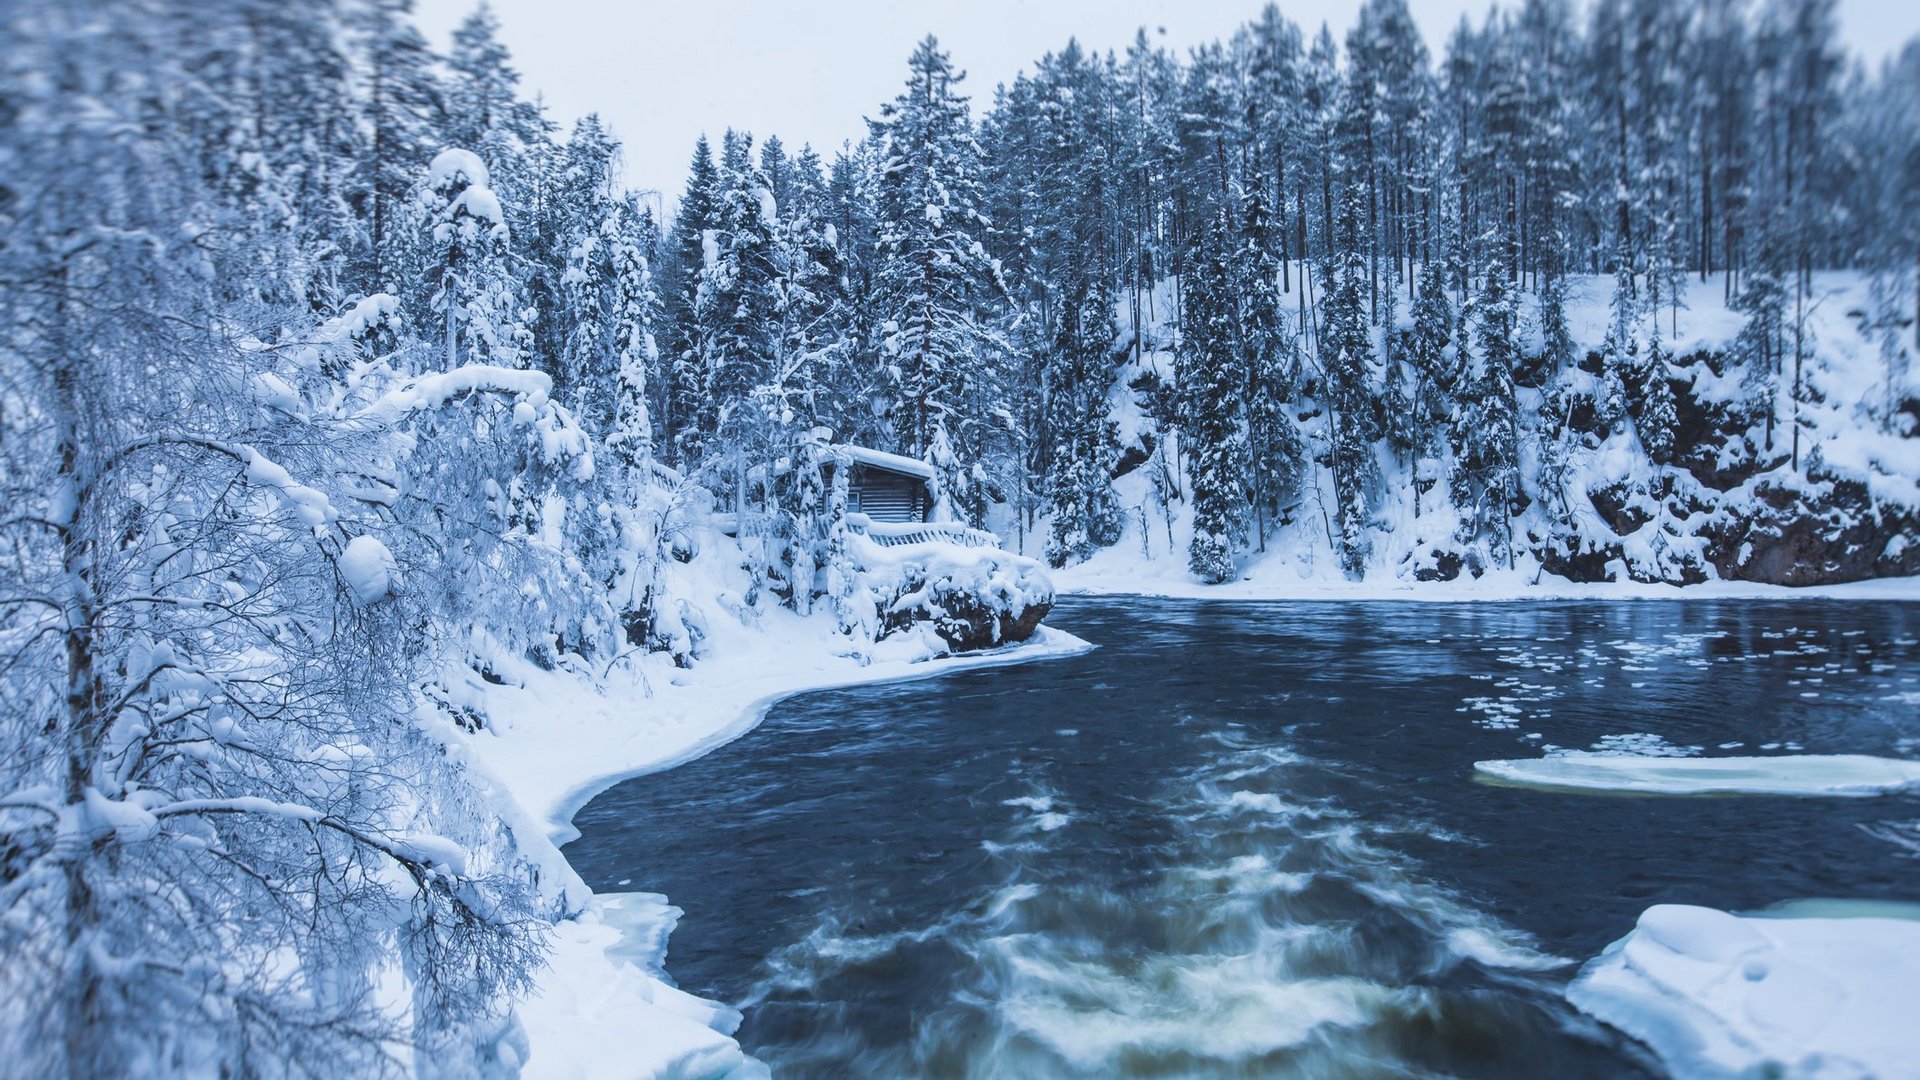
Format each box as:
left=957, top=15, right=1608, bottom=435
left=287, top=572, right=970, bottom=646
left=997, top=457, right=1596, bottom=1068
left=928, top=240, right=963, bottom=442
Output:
left=564, top=598, right=1920, bottom=1078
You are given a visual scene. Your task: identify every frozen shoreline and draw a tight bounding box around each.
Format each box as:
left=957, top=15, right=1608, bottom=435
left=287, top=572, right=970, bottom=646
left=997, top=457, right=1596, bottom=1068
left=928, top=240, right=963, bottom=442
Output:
left=1053, top=565, right=1920, bottom=603
left=465, top=620, right=1094, bottom=1079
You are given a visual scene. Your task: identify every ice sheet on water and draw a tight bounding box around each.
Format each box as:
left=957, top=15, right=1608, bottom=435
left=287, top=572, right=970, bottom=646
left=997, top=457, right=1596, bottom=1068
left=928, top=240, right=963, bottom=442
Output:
left=1570, top=904, right=1920, bottom=1079
left=1475, top=753, right=1920, bottom=796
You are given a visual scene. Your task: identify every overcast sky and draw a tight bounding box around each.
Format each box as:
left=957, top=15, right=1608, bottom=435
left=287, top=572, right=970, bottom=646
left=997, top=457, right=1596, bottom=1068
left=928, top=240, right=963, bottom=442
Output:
left=414, top=0, right=1920, bottom=208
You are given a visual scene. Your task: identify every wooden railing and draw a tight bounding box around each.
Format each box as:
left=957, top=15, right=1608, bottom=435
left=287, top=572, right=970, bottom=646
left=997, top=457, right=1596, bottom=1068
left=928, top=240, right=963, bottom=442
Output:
left=848, top=514, right=1001, bottom=549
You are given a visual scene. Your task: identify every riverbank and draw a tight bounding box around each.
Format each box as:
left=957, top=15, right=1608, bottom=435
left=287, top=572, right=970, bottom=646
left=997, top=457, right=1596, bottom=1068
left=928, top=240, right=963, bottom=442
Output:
left=461, top=607, right=1092, bottom=1079
left=1052, top=558, right=1920, bottom=603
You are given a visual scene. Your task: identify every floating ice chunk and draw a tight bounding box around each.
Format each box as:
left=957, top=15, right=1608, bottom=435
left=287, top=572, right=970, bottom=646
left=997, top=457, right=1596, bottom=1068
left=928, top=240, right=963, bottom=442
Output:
left=1570, top=904, right=1920, bottom=1080
left=1474, top=753, right=1920, bottom=797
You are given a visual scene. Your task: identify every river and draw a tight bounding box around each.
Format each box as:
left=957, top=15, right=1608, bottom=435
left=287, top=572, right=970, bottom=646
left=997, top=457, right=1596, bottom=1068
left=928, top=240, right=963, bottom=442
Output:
left=563, top=597, right=1920, bottom=1078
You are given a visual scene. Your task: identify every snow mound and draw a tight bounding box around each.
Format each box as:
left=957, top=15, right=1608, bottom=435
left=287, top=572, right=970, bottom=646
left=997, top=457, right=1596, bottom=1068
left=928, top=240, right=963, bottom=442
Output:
left=1570, top=904, right=1920, bottom=1079
left=427, top=147, right=489, bottom=190
left=338, top=535, right=396, bottom=604
left=1473, top=753, right=1920, bottom=796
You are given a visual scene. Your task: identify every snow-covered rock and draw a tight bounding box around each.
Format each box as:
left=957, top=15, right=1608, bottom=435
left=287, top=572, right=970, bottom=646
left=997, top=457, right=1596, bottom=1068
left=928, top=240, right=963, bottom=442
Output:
left=1473, top=753, right=1920, bottom=796
left=861, top=536, right=1055, bottom=652
left=1570, top=904, right=1920, bottom=1079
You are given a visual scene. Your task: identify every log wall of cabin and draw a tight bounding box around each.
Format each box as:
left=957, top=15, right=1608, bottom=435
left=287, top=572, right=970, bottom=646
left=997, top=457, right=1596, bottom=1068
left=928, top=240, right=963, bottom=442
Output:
left=848, top=466, right=927, bottom=522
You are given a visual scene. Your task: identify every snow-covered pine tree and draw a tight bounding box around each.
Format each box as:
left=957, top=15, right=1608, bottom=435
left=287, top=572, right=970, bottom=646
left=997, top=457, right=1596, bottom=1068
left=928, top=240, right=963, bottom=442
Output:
left=1406, top=272, right=1457, bottom=517
left=660, top=136, right=722, bottom=465
left=870, top=37, right=1010, bottom=525
left=697, top=130, right=782, bottom=471
left=1539, top=271, right=1577, bottom=376
left=1596, top=257, right=1640, bottom=433
left=1044, top=267, right=1125, bottom=567
left=1635, top=314, right=1681, bottom=461
left=419, top=147, right=528, bottom=368
left=348, top=0, right=443, bottom=297
left=1239, top=183, right=1305, bottom=547
left=1733, top=257, right=1790, bottom=452
left=605, top=198, right=662, bottom=483
left=1454, top=250, right=1524, bottom=568
left=442, top=1, right=550, bottom=230
left=780, top=429, right=829, bottom=615
left=1178, top=214, right=1250, bottom=583
left=767, top=147, right=854, bottom=439
left=541, top=113, right=625, bottom=396
left=1320, top=177, right=1380, bottom=577
left=1534, top=271, right=1583, bottom=533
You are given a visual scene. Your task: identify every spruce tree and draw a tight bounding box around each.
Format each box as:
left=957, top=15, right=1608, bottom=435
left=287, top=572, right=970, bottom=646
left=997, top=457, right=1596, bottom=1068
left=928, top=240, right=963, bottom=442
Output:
left=869, top=37, right=1009, bottom=524
left=418, top=148, right=527, bottom=368
left=696, top=131, right=782, bottom=466
left=1239, top=184, right=1304, bottom=547
left=660, top=136, right=721, bottom=464
left=1321, top=178, right=1379, bottom=577
left=1178, top=215, right=1249, bottom=583
left=348, top=0, right=442, bottom=296
left=1455, top=254, right=1523, bottom=568
left=1044, top=269, right=1125, bottom=567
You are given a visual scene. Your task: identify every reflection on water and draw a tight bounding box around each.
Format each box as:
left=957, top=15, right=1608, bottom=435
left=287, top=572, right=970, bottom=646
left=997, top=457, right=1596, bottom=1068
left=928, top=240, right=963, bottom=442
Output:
left=564, top=598, right=1920, bottom=1078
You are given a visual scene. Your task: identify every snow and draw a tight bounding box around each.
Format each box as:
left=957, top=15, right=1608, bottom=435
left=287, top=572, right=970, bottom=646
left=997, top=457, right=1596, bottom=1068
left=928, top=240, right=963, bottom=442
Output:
left=1570, top=904, right=1920, bottom=1079
left=455, top=183, right=506, bottom=228
left=238, top=445, right=337, bottom=527
left=517, top=894, right=765, bottom=1080
left=360, top=365, right=554, bottom=424
left=427, top=147, right=490, bottom=191
left=1056, top=558, right=1920, bottom=603
left=320, top=293, right=400, bottom=343
left=831, top=442, right=935, bottom=480
left=338, top=535, right=396, bottom=604
left=1473, top=753, right=1920, bottom=796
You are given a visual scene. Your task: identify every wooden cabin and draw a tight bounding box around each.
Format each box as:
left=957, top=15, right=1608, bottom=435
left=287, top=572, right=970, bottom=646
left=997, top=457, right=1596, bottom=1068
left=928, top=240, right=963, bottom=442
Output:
left=824, top=445, right=933, bottom=523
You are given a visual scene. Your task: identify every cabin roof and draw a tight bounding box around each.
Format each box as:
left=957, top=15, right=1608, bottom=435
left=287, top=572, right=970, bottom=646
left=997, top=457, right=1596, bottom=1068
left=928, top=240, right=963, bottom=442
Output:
left=831, top=444, right=934, bottom=482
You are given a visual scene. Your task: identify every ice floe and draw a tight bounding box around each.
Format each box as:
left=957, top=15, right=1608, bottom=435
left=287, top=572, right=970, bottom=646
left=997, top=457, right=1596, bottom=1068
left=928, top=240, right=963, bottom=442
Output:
left=1474, top=753, right=1920, bottom=796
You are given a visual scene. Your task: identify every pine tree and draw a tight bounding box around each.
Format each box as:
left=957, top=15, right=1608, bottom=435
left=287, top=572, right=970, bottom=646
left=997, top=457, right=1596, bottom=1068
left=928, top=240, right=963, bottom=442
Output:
left=1636, top=327, right=1680, bottom=460
left=1044, top=269, right=1124, bottom=567
left=869, top=37, right=1009, bottom=525
left=606, top=199, right=661, bottom=482
left=1321, top=177, right=1379, bottom=577
left=1455, top=252, right=1523, bottom=568
left=1597, top=258, right=1640, bottom=433
left=695, top=130, right=782, bottom=466
left=419, top=148, right=527, bottom=368
left=1733, top=258, right=1789, bottom=451
left=1178, top=215, right=1249, bottom=583
left=1239, top=184, right=1304, bottom=547
left=348, top=0, right=442, bottom=296
left=442, top=1, right=549, bottom=220
left=539, top=113, right=623, bottom=390
left=660, top=136, right=721, bottom=464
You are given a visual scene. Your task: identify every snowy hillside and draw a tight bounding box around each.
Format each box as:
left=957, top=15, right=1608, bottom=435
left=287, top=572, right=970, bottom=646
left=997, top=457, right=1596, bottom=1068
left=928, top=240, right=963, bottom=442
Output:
left=1051, top=270, right=1920, bottom=595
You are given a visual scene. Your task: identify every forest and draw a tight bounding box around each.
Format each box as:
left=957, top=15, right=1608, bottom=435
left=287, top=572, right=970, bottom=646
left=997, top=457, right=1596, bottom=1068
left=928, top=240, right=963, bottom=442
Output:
left=1, top=0, right=1916, bottom=1073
